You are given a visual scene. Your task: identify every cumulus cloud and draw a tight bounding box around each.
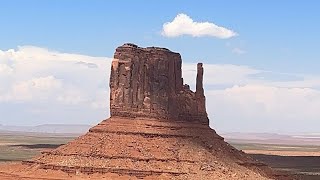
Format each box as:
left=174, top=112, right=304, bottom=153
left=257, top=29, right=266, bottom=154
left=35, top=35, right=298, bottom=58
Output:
left=183, top=63, right=320, bottom=133
left=1, top=45, right=320, bottom=132
left=162, top=13, right=237, bottom=38
left=0, top=76, right=63, bottom=102
left=0, top=46, right=111, bottom=106
left=207, top=85, right=320, bottom=133
left=0, top=64, right=13, bottom=75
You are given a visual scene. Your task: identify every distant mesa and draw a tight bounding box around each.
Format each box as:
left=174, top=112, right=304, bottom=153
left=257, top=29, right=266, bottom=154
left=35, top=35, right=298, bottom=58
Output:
left=0, top=43, right=295, bottom=180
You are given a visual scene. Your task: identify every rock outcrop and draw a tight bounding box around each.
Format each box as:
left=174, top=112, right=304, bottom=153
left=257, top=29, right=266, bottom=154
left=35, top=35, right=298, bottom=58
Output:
left=110, top=43, right=207, bottom=123
left=0, top=43, right=295, bottom=180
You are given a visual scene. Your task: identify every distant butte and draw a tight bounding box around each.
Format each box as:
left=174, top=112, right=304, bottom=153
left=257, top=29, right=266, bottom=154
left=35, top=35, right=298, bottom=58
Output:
left=0, top=43, right=295, bottom=180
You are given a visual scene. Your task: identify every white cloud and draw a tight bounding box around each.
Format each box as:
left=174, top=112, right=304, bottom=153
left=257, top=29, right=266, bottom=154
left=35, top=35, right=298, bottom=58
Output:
left=183, top=63, right=260, bottom=87
left=0, top=46, right=111, bottom=106
left=0, top=76, right=63, bottom=102
left=183, top=63, right=320, bottom=133
left=0, top=64, right=13, bottom=75
left=57, top=88, right=88, bottom=105
left=162, top=13, right=237, bottom=38
left=232, top=47, right=246, bottom=55
left=207, top=85, right=320, bottom=133
left=1, top=45, right=320, bottom=132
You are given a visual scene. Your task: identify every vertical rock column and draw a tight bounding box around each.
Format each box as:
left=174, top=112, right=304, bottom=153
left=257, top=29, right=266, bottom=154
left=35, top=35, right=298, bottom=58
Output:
left=196, top=63, right=204, bottom=96
left=196, top=63, right=207, bottom=116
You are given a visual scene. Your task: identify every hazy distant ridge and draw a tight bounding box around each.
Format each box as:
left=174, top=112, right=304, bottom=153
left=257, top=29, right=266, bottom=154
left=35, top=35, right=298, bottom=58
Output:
left=0, top=124, right=91, bottom=134
left=222, top=132, right=320, bottom=146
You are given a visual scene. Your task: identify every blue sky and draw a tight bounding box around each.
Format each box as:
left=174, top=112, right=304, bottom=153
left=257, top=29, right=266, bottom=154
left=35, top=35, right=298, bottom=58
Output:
left=1, top=1, right=320, bottom=73
left=1, top=1, right=320, bottom=133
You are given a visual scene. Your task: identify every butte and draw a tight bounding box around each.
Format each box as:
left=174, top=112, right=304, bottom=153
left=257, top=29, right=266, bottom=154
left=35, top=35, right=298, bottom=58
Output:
left=0, top=43, right=295, bottom=180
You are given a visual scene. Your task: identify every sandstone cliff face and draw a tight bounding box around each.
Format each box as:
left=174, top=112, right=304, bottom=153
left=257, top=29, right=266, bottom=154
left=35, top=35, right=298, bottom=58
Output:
left=110, top=43, right=207, bottom=124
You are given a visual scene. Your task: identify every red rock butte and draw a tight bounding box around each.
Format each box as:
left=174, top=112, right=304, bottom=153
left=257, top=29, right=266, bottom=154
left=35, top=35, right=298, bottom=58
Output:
left=0, top=43, right=295, bottom=180
left=110, top=43, right=207, bottom=123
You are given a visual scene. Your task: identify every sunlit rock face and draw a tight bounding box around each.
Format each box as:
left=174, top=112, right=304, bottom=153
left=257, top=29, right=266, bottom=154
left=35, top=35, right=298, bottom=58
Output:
left=110, top=43, right=207, bottom=124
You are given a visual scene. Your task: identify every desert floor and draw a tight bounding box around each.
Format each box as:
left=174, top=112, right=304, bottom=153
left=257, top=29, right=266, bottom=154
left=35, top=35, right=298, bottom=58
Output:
left=231, top=142, right=320, bottom=180
left=0, top=131, right=319, bottom=179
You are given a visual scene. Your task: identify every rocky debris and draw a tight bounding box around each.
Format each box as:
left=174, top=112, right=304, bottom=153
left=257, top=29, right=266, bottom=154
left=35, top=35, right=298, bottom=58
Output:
left=0, top=43, right=297, bottom=180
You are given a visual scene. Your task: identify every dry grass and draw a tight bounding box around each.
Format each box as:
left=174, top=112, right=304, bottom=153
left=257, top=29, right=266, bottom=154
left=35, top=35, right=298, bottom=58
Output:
left=243, top=150, right=320, bottom=156
left=0, top=132, right=75, bottom=162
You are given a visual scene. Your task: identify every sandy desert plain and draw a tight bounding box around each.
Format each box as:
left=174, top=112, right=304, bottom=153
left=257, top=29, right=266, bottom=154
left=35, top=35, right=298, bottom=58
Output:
left=0, top=130, right=319, bottom=179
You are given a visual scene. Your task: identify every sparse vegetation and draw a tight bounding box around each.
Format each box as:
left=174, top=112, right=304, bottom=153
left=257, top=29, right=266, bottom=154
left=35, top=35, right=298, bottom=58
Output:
left=230, top=142, right=320, bottom=152
left=230, top=142, right=320, bottom=179
left=0, top=132, right=75, bottom=162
